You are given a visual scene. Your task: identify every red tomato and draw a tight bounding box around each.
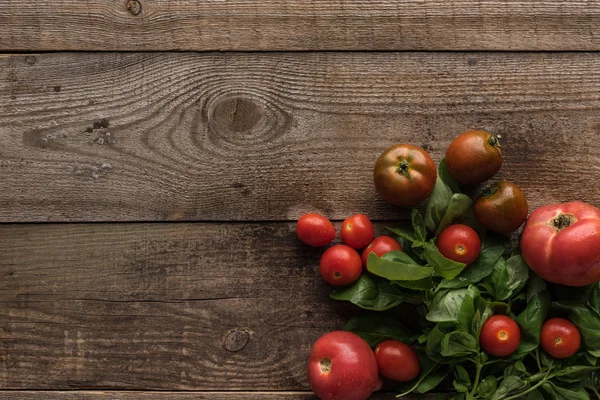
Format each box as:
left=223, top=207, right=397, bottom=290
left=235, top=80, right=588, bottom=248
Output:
left=373, top=144, right=437, bottom=207
left=374, top=340, right=420, bottom=382
left=474, top=180, right=529, bottom=234
left=361, top=236, right=402, bottom=268
left=436, top=224, right=481, bottom=265
left=540, top=318, right=581, bottom=359
left=308, top=331, right=382, bottom=400
left=446, top=130, right=502, bottom=186
left=341, top=214, right=375, bottom=249
left=480, top=315, right=521, bottom=357
left=320, top=245, right=363, bottom=286
left=520, top=201, right=600, bottom=287
left=296, top=213, right=336, bottom=247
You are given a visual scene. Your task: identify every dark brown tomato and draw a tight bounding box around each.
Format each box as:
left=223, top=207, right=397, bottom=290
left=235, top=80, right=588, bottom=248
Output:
left=373, top=144, right=437, bottom=207
left=475, top=181, right=528, bottom=234
left=445, top=130, right=502, bottom=186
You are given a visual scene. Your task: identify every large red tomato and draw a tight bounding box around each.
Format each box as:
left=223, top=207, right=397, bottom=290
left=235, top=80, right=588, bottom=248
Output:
left=521, top=201, right=600, bottom=287
left=373, top=144, right=437, bottom=207
left=308, top=331, right=382, bottom=400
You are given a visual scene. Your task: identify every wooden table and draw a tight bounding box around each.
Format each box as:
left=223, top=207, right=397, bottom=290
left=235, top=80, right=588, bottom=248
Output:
left=1, top=1, right=600, bottom=399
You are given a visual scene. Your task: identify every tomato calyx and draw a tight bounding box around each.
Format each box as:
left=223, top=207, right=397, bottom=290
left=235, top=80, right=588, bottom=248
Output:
left=550, top=213, right=576, bottom=230
left=488, top=134, right=502, bottom=150
left=396, top=159, right=413, bottom=182
left=319, top=358, right=332, bottom=374
left=481, top=183, right=500, bottom=198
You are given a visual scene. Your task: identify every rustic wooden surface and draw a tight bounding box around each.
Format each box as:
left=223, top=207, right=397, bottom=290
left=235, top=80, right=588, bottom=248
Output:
left=1, top=0, right=600, bottom=51
left=1, top=52, right=599, bottom=223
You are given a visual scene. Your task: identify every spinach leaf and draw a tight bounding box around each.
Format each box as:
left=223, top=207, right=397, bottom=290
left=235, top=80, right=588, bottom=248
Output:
left=478, top=376, right=498, bottom=398
left=367, top=251, right=434, bottom=281
left=412, top=209, right=427, bottom=243
left=555, top=301, right=600, bottom=356
left=330, top=274, right=412, bottom=310
left=343, top=315, right=416, bottom=347
left=427, top=289, right=468, bottom=323
left=553, top=365, right=600, bottom=378
left=490, top=375, right=528, bottom=400
left=393, top=277, right=434, bottom=291
left=386, top=226, right=417, bottom=244
left=441, top=331, right=478, bottom=359
left=542, top=381, right=590, bottom=400
left=452, top=364, right=471, bottom=393
left=398, top=352, right=447, bottom=397
left=414, top=368, right=448, bottom=394
left=457, top=285, right=489, bottom=338
left=436, top=193, right=474, bottom=236
left=586, top=282, right=600, bottom=313
left=425, top=158, right=459, bottom=233
left=483, top=254, right=529, bottom=301
left=513, top=278, right=550, bottom=357
left=423, top=242, right=467, bottom=280
left=437, top=241, right=504, bottom=290
left=526, top=390, right=545, bottom=400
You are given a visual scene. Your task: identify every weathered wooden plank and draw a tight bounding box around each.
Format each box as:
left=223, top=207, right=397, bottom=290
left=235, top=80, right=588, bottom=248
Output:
left=1, top=52, right=600, bottom=222
left=0, top=391, right=435, bottom=399
left=1, top=1, right=599, bottom=51
left=0, top=222, right=411, bottom=390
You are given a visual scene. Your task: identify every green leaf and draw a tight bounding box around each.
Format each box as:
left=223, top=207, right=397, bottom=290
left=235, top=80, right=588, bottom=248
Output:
left=542, top=381, right=590, bottom=400
left=555, top=302, right=600, bottom=355
left=436, top=193, right=474, bottom=236
left=483, top=254, right=529, bottom=301
left=513, top=285, right=551, bottom=357
left=585, top=352, right=597, bottom=366
left=367, top=251, right=434, bottom=281
left=412, top=209, right=427, bottom=243
left=330, top=274, right=410, bottom=311
left=457, top=285, right=489, bottom=338
left=438, top=241, right=504, bottom=290
left=441, top=331, right=478, bottom=358
left=343, top=315, right=416, bottom=348
left=425, top=158, right=459, bottom=233
left=387, top=226, right=417, bottom=244
left=526, top=390, right=545, bottom=400
left=393, top=277, right=434, bottom=291
left=586, top=282, right=600, bottom=313
left=478, top=376, right=498, bottom=398
left=427, top=289, right=468, bottom=323
left=423, top=242, right=467, bottom=280
left=490, top=375, right=529, bottom=400
left=397, top=353, right=446, bottom=397
left=552, top=365, right=600, bottom=377
left=452, top=364, right=470, bottom=393
left=414, top=369, right=448, bottom=394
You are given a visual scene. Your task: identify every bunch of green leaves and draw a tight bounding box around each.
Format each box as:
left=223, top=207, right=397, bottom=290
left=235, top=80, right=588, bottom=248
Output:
left=329, top=158, right=600, bottom=399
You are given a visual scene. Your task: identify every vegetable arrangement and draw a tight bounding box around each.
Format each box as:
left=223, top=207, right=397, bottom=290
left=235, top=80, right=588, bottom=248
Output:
left=297, top=130, right=600, bottom=400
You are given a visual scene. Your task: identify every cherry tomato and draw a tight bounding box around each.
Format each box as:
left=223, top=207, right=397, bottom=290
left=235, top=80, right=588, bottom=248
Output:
left=480, top=315, right=520, bottom=357
left=540, top=318, right=581, bottom=359
left=308, top=331, right=382, bottom=400
left=436, top=224, right=481, bottom=265
left=475, top=181, right=528, bottom=234
left=296, top=213, right=336, bottom=247
left=521, top=201, right=600, bottom=287
left=374, top=340, right=420, bottom=382
left=446, top=130, right=502, bottom=186
left=320, top=245, right=363, bottom=286
left=341, top=214, right=374, bottom=249
left=373, top=144, right=437, bottom=207
left=361, top=236, right=402, bottom=268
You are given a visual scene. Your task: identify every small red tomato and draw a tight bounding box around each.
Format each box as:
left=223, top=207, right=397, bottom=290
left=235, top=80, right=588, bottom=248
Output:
left=341, top=214, right=374, bottom=249
left=297, top=213, right=336, bottom=247
left=374, top=340, right=420, bottom=382
left=540, top=318, right=581, bottom=359
left=480, top=315, right=521, bottom=357
left=436, top=224, right=481, bottom=265
left=361, top=236, right=403, bottom=268
left=320, top=245, right=363, bottom=286
left=308, top=331, right=382, bottom=400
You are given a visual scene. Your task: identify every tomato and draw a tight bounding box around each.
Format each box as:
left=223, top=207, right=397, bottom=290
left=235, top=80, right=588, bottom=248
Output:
left=320, top=245, right=363, bottom=286
left=540, top=318, right=581, bottom=359
left=480, top=315, right=520, bottom=357
left=341, top=214, right=375, bottom=249
left=374, top=340, right=420, bottom=382
left=520, top=201, right=600, bottom=287
left=436, top=224, right=481, bottom=265
left=474, top=181, right=529, bottom=234
left=308, top=331, right=382, bottom=400
left=373, top=144, right=437, bottom=207
left=445, top=130, right=502, bottom=186
left=361, top=236, right=402, bottom=268
left=297, top=213, right=336, bottom=247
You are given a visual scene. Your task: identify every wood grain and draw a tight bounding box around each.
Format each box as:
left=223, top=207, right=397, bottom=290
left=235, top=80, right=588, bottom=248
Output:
left=1, top=1, right=600, bottom=51
left=0, top=222, right=404, bottom=390
left=0, top=391, right=435, bottom=399
left=1, top=52, right=600, bottom=223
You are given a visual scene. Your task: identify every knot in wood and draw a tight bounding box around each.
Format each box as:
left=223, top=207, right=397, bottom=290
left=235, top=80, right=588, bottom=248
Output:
left=126, top=0, right=142, bottom=15
left=211, top=97, right=262, bottom=134
left=222, top=329, right=250, bottom=352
